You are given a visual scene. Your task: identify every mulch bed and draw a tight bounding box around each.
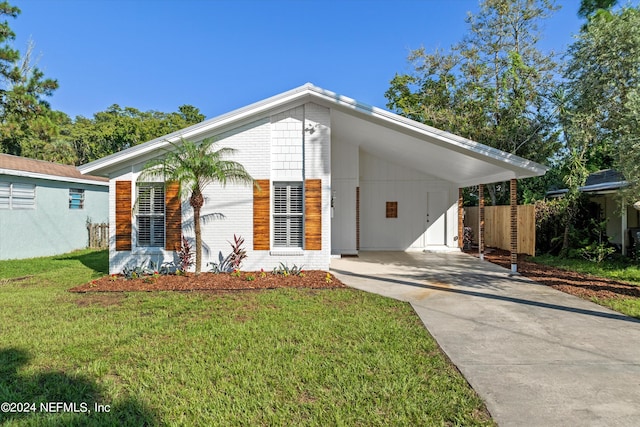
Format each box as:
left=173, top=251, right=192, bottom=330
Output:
left=69, top=270, right=345, bottom=293
left=469, top=248, right=640, bottom=300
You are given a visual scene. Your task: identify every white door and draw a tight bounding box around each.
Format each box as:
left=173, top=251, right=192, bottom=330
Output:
left=426, top=191, right=447, bottom=246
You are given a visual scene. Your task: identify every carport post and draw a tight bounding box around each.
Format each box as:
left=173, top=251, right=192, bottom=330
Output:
left=478, top=184, right=485, bottom=260
left=510, top=179, right=518, bottom=273
left=458, top=188, right=464, bottom=249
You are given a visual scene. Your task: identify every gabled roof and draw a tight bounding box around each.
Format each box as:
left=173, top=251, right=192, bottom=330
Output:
left=0, top=153, right=108, bottom=186
left=79, top=83, right=548, bottom=186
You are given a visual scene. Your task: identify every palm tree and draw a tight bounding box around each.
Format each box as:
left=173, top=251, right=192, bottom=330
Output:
left=140, top=137, right=255, bottom=274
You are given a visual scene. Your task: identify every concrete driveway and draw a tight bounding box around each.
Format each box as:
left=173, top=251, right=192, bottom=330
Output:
left=331, top=251, right=640, bottom=427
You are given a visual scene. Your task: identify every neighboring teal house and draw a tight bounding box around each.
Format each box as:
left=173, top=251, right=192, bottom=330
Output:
left=0, top=154, right=109, bottom=260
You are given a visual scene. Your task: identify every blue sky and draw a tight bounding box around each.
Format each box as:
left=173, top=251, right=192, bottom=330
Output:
left=13, top=0, right=586, bottom=120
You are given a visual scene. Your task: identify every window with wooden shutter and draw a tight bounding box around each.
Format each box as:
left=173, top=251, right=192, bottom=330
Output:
left=273, top=182, right=304, bottom=248
left=137, top=183, right=165, bottom=247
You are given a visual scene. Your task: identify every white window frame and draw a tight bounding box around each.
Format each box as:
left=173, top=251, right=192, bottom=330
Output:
left=136, top=183, right=165, bottom=248
left=273, top=182, right=304, bottom=249
left=69, top=188, right=85, bottom=209
left=0, top=182, right=36, bottom=210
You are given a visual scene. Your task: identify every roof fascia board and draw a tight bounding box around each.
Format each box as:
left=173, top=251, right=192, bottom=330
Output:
left=0, top=168, right=109, bottom=186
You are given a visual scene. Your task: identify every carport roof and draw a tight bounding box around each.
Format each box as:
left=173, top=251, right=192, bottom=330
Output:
left=79, top=83, right=548, bottom=186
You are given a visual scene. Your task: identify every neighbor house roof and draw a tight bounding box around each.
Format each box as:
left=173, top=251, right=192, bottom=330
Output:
left=0, top=153, right=109, bottom=186
left=546, top=169, right=627, bottom=197
left=79, top=83, right=548, bottom=187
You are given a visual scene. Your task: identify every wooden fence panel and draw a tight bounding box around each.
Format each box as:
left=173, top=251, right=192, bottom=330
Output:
left=464, top=205, right=535, bottom=255
left=87, top=223, right=109, bottom=249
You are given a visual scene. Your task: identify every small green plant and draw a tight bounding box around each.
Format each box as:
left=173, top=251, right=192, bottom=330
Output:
left=245, top=274, right=256, bottom=281
left=272, top=263, right=304, bottom=276
left=579, top=242, right=615, bottom=264
left=231, top=269, right=242, bottom=278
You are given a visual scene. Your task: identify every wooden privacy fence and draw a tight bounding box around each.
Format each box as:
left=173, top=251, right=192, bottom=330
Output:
left=87, top=223, right=109, bottom=249
left=464, top=205, right=536, bottom=256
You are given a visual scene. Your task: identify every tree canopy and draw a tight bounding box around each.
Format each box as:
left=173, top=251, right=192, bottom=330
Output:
left=385, top=0, right=561, bottom=204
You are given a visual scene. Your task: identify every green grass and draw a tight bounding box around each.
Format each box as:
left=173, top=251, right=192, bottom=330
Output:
left=531, top=254, right=640, bottom=284
left=532, top=254, right=640, bottom=318
left=0, top=250, right=493, bottom=426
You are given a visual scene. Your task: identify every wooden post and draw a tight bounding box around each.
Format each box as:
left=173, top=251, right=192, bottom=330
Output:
left=510, top=178, right=518, bottom=273
left=479, top=184, right=485, bottom=260
left=458, top=188, right=464, bottom=249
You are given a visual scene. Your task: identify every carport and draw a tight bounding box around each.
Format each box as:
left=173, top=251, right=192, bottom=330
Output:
left=322, top=85, right=548, bottom=271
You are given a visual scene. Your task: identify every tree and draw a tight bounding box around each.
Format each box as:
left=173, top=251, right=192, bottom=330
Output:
left=578, top=0, right=618, bottom=19
left=386, top=0, right=561, bottom=204
left=140, top=138, right=255, bottom=274
left=564, top=7, right=640, bottom=203
left=62, top=104, right=205, bottom=165
left=0, top=3, right=60, bottom=157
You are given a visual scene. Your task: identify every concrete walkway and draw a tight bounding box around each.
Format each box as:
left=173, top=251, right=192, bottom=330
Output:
left=331, top=251, right=640, bottom=427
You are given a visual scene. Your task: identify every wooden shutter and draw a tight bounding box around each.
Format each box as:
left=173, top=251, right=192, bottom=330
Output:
left=115, top=181, right=132, bottom=251
left=165, top=181, right=182, bottom=251
left=304, top=179, right=322, bottom=250
left=253, top=179, right=270, bottom=250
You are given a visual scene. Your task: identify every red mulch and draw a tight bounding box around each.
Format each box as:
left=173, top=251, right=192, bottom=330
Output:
left=69, top=270, right=345, bottom=293
left=469, top=248, right=640, bottom=300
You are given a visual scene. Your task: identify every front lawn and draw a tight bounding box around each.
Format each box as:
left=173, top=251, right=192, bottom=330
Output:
left=530, top=254, right=640, bottom=318
left=0, top=250, right=493, bottom=426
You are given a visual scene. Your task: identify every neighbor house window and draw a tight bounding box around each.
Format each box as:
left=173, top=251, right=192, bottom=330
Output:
left=69, top=188, right=85, bottom=209
left=0, top=182, right=36, bottom=210
left=273, top=182, right=303, bottom=248
left=137, top=183, right=164, bottom=247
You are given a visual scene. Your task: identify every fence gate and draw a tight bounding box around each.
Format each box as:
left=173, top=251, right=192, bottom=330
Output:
left=87, top=223, right=109, bottom=249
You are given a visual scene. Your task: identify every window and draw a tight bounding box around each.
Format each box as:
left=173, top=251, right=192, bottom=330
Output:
left=0, top=182, right=35, bottom=210
left=273, top=182, right=303, bottom=248
left=69, top=188, right=85, bottom=209
left=137, top=183, right=164, bottom=247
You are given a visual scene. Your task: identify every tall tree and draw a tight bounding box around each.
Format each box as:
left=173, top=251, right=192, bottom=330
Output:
left=0, top=3, right=60, bottom=157
left=140, top=138, right=254, bottom=274
left=563, top=6, right=640, bottom=203
left=386, top=0, right=561, bottom=204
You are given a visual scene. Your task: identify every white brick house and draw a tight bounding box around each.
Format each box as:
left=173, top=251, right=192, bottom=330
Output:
left=79, top=84, right=547, bottom=274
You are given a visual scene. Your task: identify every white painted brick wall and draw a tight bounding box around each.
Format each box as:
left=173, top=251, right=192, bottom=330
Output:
left=109, top=104, right=333, bottom=273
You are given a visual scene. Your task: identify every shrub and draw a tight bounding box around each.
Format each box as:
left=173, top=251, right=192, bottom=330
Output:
left=272, top=263, right=304, bottom=276
left=177, top=237, right=194, bottom=272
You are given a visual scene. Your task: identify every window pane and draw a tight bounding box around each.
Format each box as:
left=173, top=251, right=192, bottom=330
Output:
left=273, top=216, right=287, bottom=247
left=69, top=189, right=84, bottom=209
left=0, top=182, right=9, bottom=209
left=152, top=187, right=164, bottom=215
left=289, top=216, right=303, bottom=247
left=11, top=183, right=35, bottom=209
left=289, top=185, right=303, bottom=214
left=152, top=216, right=165, bottom=247
left=138, top=187, right=152, bottom=214
left=137, top=216, right=151, bottom=246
